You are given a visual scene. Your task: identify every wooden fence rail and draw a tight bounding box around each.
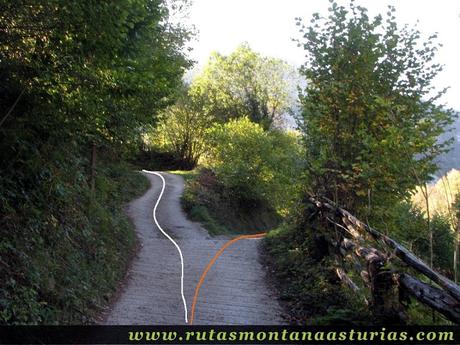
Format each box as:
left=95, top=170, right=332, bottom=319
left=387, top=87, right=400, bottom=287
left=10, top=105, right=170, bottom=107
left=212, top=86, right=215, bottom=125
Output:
left=309, top=196, right=460, bottom=324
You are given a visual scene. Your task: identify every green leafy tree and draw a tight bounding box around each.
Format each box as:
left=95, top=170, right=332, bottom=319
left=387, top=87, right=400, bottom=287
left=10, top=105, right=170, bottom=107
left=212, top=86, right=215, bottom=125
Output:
left=0, top=0, right=192, bottom=155
left=190, top=43, right=295, bottom=130
left=0, top=0, right=193, bottom=191
left=148, top=90, right=212, bottom=169
left=297, top=1, right=455, bottom=218
left=0, top=0, right=191, bottom=324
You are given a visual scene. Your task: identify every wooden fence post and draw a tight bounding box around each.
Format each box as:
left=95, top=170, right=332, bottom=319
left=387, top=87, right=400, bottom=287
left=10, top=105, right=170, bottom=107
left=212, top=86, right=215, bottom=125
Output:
left=366, top=251, right=405, bottom=323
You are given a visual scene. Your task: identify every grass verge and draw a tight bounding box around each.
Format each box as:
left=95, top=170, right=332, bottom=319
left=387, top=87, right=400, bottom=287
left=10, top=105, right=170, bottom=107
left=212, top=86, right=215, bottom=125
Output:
left=175, top=168, right=281, bottom=236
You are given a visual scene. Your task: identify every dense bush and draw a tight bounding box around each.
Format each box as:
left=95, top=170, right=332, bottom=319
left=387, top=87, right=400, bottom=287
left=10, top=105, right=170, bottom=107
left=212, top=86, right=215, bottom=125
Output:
left=0, top=158, right=148, bottom=324
left=204, top=117, right=303, bottom=214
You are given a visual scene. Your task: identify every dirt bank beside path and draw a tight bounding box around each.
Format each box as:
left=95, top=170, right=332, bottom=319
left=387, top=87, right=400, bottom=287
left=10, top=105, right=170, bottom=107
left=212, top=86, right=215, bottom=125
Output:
left=104, top=171, right=285, bottom=325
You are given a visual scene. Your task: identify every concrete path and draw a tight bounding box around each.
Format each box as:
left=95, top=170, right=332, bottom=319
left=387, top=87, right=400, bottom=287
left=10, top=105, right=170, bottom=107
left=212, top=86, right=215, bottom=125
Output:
left=104, top=171, right=285, bottom=325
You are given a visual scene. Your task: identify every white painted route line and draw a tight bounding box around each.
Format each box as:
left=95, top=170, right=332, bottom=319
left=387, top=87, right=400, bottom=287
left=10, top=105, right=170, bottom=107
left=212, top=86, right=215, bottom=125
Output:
left=141, top=170, right=188, bottom=323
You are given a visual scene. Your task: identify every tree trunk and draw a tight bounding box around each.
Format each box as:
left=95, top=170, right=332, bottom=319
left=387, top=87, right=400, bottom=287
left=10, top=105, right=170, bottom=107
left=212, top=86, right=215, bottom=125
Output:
left=455, top=224, right=459, bottom=283
left=90, top=143, right=97, bottom=193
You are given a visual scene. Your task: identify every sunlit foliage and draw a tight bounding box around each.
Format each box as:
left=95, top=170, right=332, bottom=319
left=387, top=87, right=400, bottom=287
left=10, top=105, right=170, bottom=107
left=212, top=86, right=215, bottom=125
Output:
left=190, top=43, right=296, bottom=130
left=297, top=0, right=455, bottom=219
left=204, top=118, right=303, bottom=214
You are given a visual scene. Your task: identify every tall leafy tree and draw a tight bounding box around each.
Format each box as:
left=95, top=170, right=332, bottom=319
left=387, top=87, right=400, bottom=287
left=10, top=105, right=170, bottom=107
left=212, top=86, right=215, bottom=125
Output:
left=190, top=43, right=295, bottom=130
left=150, top=88, right=212, bottom=169
left=0, top=0, right=192, bottom=194
left=297, top=0, right=455, bottom=218
left=0, top=0, right=192, bottom=155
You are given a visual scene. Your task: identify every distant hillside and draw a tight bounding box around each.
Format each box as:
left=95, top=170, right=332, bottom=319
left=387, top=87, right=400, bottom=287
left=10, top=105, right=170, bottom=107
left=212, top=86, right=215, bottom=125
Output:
left=435, top=112, right=460, bottom=178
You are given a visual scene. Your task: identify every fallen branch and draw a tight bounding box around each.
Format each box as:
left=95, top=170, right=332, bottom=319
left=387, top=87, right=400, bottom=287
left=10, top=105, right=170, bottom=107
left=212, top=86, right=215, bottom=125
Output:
left=0, top=88, right=25, bottom=128
left=336, top=267, right=360, bottom=292
left=399, top=273, right=460, bottom=324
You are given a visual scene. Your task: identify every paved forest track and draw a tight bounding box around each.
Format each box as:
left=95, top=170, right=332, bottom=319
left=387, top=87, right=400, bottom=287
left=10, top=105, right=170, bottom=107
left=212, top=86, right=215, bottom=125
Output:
left=104, top=171, right=284, bottom=325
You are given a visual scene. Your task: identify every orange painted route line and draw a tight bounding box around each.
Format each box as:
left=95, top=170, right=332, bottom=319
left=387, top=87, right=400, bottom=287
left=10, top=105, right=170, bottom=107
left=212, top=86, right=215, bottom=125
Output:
left=189, top=232, right=267, bottom=325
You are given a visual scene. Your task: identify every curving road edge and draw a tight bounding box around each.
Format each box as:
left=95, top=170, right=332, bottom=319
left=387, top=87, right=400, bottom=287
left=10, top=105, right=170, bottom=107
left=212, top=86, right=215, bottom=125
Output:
left=104, top=171, right=285, bottom=325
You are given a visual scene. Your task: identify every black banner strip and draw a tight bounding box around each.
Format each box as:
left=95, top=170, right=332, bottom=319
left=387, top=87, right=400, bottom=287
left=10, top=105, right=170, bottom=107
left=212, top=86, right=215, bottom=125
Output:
left=1, top=326, right=460, bottom=344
